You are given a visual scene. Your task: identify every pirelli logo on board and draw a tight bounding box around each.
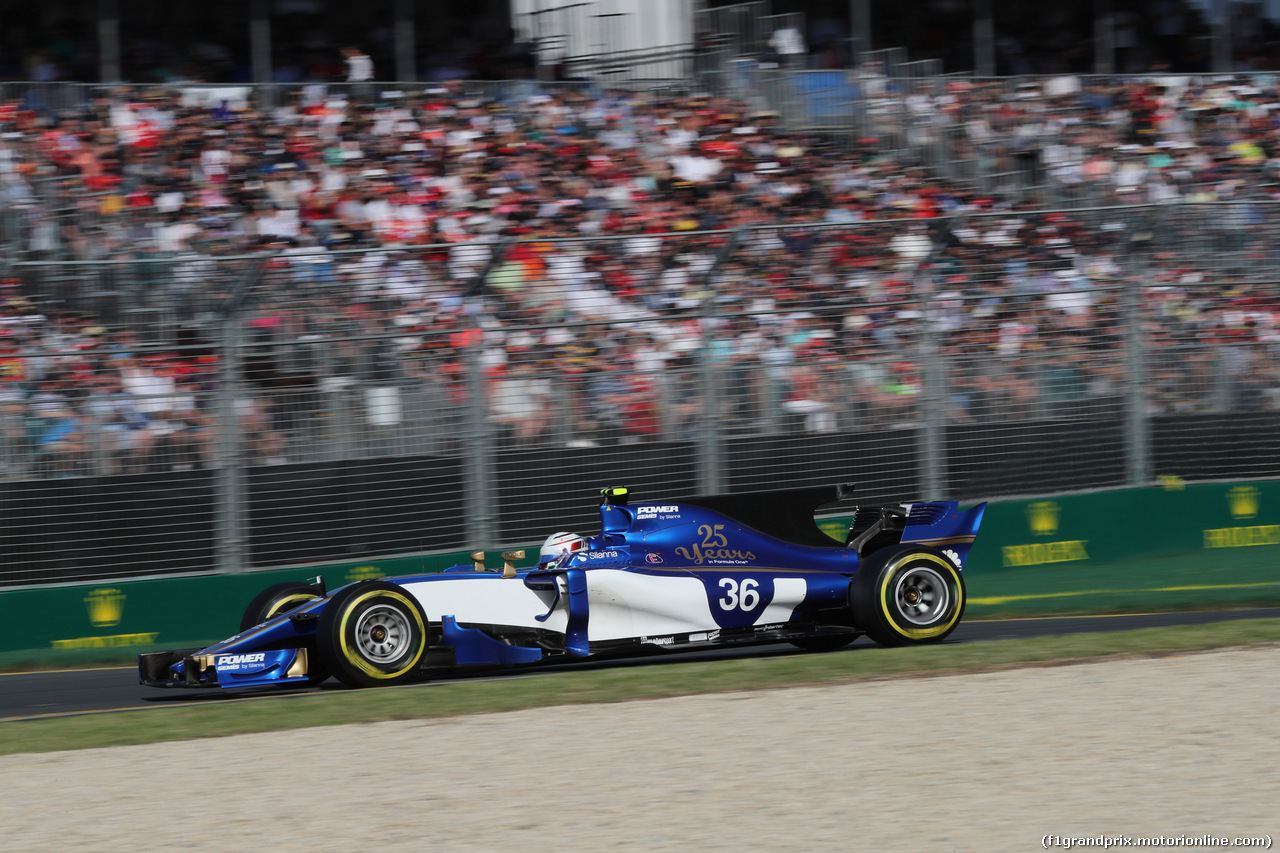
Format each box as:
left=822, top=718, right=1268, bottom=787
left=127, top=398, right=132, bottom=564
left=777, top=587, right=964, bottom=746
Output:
left=1203, top=525, right=1280, bottom=549
left=1203, top=487, right=1280, bottom=549
left=1001, top=501, right=1090, bottom=567
left=1002, top=541, right=1090, bottom=567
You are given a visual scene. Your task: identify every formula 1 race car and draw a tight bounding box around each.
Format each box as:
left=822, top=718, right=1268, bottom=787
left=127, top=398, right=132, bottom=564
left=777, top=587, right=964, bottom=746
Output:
left=139, top=484, right=986, bottom=690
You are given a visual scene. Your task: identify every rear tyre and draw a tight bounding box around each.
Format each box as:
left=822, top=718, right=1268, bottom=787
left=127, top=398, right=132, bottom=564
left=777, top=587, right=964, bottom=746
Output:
left=853, top=545, right=965, bottom=647
left=316, top=581, right=429, bottom=688
left=240, top=582, right=330, bottom=685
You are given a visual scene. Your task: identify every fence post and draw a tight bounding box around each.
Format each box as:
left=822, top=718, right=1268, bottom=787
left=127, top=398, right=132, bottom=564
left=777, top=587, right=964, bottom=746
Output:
left=696, top=229, right=742, bottom=495
left=915, top=258, right=948, bottom=501
left=462, top=316, right=497, bottom=548
left=1124, top=216, right=1153, bottom=487
left=212, top=255, right=274, bottom=574
left=901, top=220, right=949, bottom=501
left=697, top=325, right=725, bottom=496
left=460, top=239, right=509, bottom=548
left=213, top=316, right=248, bottom=574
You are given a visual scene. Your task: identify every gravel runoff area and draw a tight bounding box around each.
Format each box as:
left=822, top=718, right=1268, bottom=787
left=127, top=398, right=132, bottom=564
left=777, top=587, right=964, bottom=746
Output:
left=3, top=648, right=1277, bottom=853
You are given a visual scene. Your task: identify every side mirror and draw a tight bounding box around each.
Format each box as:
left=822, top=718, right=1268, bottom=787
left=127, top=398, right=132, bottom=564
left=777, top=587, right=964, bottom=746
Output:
left=600, top=486, right=630, bottom=506
left=501, top=550, right=525, bottom=578
left=470, top=551, right=485, bottom=572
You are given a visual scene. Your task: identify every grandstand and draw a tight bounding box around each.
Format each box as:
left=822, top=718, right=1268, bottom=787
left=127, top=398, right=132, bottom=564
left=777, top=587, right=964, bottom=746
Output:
left=0, top=0, right=1259, bottom=86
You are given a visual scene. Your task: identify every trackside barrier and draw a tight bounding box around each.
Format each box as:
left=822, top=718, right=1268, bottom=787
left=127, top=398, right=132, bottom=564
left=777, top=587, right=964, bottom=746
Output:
left=962, top=480, right=1280, bottom=615
left=0, top=551, right=511, bottom=666
left=971, top=480, right=1280, bottom=569
left=3, top=481, right=1280, bottom=662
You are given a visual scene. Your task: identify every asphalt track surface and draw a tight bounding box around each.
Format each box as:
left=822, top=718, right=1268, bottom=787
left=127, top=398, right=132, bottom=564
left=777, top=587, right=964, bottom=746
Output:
left=3, top=607, right=1278, bottom=722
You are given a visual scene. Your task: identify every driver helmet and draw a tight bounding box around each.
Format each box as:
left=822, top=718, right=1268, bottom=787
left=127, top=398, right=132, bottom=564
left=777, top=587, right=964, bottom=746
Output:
left=539, top=531, right=586, bottom=568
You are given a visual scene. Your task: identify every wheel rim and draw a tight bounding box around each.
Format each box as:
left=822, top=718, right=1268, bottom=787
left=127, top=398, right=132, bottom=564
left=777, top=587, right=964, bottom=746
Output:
left=354, top=604, right=411, bottom=664
left=893, top=565, right=950, bottom=626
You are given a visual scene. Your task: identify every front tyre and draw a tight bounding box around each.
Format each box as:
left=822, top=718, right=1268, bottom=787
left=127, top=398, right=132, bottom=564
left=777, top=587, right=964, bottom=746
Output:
left=240, top=582, right=326, bottom=632
left=317, top=581, right=429, bottom=688
left=240, top=582, right=331, bottom=685
left=853, top=546, right=965, bottom=647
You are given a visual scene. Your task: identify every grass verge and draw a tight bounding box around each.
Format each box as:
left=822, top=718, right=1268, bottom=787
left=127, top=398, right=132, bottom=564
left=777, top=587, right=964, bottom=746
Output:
left=3, top=617, right=1279, bottom=757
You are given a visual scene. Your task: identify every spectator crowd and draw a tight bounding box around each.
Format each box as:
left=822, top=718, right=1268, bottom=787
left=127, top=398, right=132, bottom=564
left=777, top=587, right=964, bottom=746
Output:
left=3, top=72, right=1280, bottom=477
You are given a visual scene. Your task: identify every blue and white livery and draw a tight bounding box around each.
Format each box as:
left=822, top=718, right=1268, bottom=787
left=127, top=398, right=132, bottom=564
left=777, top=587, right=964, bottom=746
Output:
left=139, top=483, right=986, bottom=689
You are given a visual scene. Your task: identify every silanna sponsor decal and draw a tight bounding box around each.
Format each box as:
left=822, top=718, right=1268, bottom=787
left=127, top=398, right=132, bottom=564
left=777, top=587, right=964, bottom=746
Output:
left=675, top=524, right=756, bottom=566
left=636, top=505, right=680, bottom=519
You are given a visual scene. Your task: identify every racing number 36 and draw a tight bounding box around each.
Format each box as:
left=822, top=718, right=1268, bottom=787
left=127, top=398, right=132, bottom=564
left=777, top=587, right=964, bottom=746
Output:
left=718, top=578, right=760, bottom=611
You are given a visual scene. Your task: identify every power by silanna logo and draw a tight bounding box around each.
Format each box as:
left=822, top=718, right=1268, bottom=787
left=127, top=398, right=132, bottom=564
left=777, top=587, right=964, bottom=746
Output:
left=1026, top=501, right=1060, bottom=536
left=1228, top=486, right=1260, bottom=520
left=84, top=588, right=125, bottom=628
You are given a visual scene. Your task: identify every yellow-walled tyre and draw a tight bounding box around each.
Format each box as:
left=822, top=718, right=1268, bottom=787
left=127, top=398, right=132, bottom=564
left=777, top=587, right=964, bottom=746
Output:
left=317, top=581, right=429, bottom=688
left=853, top=546, right=965, bottom=647
left=240, top=581, right=331, bottom=685
left=240, top=582, right=326, bottom=632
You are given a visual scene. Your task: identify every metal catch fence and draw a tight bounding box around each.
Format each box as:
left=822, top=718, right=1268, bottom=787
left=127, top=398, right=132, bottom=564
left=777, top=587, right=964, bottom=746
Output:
left=3, top=202, right=1280, bottom=587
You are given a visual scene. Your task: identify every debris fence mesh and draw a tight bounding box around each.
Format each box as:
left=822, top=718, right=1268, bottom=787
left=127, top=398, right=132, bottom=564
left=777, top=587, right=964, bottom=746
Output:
left=4, top=202, right=1280, bottom=584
